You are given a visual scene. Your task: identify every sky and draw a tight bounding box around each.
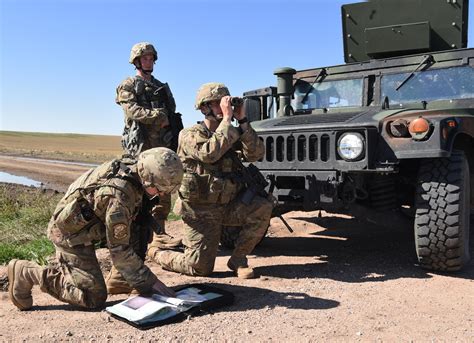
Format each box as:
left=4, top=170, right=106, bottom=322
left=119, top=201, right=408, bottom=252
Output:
left=1, top=0, right=473, bottom=135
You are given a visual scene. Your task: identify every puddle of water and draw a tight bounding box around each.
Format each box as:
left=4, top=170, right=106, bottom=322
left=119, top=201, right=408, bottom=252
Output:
left=0, top=155, right=98, bottom=167
left=0, top=171, right=42, bottom=187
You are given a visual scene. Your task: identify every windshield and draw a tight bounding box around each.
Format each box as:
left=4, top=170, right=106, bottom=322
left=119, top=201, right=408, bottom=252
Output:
left=293, top=78, right=364, bottom=111
left=381, top=66, right=474, bottom=105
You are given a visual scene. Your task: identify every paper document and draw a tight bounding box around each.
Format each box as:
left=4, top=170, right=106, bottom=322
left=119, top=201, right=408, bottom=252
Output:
left=106, top=286, right=222, bottom=325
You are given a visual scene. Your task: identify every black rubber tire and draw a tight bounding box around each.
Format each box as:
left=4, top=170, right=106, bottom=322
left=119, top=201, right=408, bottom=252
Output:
left=414, top=150, right=471, bottom=271
left=220, top=226, right=241, bottom=250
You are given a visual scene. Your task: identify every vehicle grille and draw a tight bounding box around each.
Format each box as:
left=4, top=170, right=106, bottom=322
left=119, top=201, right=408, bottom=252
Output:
left=264, top=133, right=331, bottom=162
left=256, top=129, right=370, bottom=171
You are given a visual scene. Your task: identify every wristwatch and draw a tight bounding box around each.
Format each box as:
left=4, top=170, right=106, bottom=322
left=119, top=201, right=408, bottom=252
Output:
left=237, top=117, right=248, bottom=125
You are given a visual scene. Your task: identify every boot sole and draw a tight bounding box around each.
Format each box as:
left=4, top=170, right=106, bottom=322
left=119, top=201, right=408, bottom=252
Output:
left=8, top=259, right=30, bottom=310
left=236, top=270, right=255, bottom=279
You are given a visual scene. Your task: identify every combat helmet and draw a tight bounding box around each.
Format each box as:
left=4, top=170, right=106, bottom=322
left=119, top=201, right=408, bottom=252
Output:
left=194, top=82, right=230, bottom=109
left=137, top=147, right=183, bottom=194
left=129, top=42, right=158, bottom=64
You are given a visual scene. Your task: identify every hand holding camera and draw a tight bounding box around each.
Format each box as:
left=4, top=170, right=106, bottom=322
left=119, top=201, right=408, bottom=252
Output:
left=230, top=97, right=247, bottom=125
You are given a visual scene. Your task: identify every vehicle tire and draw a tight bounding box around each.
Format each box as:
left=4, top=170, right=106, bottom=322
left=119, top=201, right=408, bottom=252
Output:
left=414, top=150, right=471, bottom=271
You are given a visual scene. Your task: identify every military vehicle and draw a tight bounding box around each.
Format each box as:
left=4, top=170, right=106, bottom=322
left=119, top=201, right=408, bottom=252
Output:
left=239, top=0, right=473, bottom=272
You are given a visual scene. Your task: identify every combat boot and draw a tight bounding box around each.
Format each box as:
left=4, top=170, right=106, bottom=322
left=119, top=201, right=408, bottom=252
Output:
left=8, top=259, right=43, bottom=310
left=105, top=266, right=134, bottom=295
left=227, top=257, right=255, bottom=279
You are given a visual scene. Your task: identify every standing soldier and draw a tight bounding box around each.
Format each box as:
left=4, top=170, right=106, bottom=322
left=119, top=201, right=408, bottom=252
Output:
left=113, top=42, right=183, bottom=293
left=148, top=83, right=273, bottom=279
left=8, top=148, right=183, bottom=310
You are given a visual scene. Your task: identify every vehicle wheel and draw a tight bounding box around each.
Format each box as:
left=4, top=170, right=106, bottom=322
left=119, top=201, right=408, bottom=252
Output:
left=414, top=150, right=471, bottom=271
left=220, top=226, right=241, bottom=249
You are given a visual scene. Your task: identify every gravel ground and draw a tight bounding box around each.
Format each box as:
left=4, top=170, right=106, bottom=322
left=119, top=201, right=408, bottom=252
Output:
left=0, top=155, right=473, bottom=341
left=1, top=213, right=473, bottom=342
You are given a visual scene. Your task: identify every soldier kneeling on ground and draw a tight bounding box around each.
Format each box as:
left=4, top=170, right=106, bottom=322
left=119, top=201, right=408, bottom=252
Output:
left=148, top=83, right=274, bottom=279
left=8, top=147, right=183, bottom=310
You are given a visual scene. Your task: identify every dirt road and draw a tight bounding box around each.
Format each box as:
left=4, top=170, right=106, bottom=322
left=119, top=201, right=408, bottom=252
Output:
left=0, top=155, right=473, bottom=341
left=0, top=155, right=93, bottom=191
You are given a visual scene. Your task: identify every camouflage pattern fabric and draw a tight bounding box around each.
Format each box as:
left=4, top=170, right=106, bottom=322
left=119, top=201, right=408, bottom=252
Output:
left=116, top=75, right=176, bottom=156
left=137, top=147, right=183, bottom=193
left=116, top=75, right=179, bottom=247
left=150, top=120, right=272, bottom=276
left=194, top=82, right=230, bottom=109
left=155, top=194, right=272, bottom=276
left=40, top=158, right=159, bottom=308
left=129, top=42, right=157, bottom=64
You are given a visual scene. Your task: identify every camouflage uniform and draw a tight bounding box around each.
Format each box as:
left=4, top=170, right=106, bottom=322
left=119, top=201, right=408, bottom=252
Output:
left=116, top=75, right=176, bottom=154
left=116, top=42, right=178, bottom=225
left=116, top=76, right=176, bottom=224
left=150, top=120, right=273, bottom=276
left=7, top=148, right=183, bottom=310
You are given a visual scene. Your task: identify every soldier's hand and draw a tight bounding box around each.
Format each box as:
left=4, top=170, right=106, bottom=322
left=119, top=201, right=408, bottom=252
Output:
left=152, top=279, right=176, bottom=297
left=233, top=103, right=246, bottom=121
left=220, top=96, right=233, bottom=122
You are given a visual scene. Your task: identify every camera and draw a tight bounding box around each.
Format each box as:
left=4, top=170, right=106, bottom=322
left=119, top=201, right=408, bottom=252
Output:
left=230, top=97, right=244, bottom=106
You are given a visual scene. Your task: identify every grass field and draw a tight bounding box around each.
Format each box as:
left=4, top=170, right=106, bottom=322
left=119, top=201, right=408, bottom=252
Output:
left=0, top=130, right=122, bottom=163
left=0, top=184, right=62, bottom=264
left=0, top=130, right=183, bottom=264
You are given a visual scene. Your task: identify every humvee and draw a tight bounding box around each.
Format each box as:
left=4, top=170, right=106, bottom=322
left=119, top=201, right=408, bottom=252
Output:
left=240, top=0, right=473, bottom=272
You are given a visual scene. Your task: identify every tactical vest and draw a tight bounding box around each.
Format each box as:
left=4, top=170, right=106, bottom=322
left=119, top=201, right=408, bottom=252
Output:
left=133, top=76, right=176, bottom=113
left=121, top=76, right=176, bottom=157
left=178, top=124, right=244, bottom=205
left=52, top=159, right=141, bottom=246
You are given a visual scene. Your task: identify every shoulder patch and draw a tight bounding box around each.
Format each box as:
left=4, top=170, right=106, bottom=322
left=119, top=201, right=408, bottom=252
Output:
left=109, top=211, right=126, bottom=224
left=113, top=223, right=129, bottom=240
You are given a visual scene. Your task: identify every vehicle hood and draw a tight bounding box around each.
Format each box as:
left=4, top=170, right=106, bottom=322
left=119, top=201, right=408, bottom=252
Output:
left=252, top=107, right=434, bottom=133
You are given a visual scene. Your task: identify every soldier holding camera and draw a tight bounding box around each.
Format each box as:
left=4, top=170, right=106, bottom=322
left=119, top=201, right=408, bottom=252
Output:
left=148, top=82, right=273, bottom=279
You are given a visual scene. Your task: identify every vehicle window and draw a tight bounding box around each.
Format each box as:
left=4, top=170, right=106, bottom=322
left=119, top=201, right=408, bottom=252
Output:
left=293, top=78, right=364, bottom=110
left=381, top=66, right=474, bottom=105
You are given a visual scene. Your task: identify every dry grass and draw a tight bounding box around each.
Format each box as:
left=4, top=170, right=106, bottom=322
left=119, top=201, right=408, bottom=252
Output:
left=0, top=130, right=122, bottom=163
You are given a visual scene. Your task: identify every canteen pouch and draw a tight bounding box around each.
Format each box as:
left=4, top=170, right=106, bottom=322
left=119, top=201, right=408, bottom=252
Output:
left=55, top=198, right=95, bottom=234
left=178, top=173, right=201, bottom=202
left=65, top=221, right=105, bottom=247
left=179, top=173, right=239, bottom=204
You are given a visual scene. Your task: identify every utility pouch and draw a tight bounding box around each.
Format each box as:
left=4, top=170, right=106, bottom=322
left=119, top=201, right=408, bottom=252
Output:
left=239, top=188, right=256, bottom=206
left=207, top=175, right=224, bottom=203
left=218, top=179, right=239, bottom=204
left=55, top=198, right=95, bottom=234
left=65, top=221, right=104, bottom=247
left=178, top=173, right=200, bottom=202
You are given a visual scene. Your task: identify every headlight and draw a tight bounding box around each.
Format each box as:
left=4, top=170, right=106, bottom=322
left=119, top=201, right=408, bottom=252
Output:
left=337, top=133, right=364, bottom=161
